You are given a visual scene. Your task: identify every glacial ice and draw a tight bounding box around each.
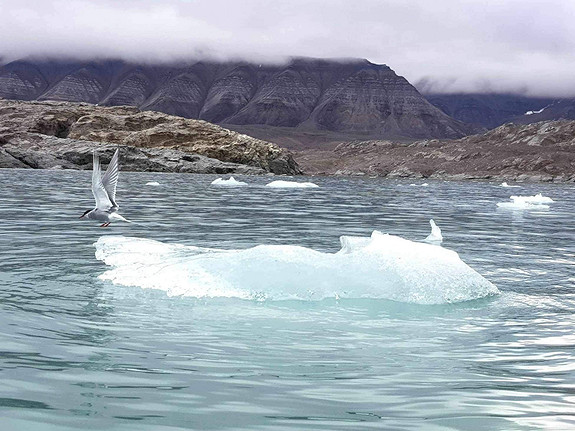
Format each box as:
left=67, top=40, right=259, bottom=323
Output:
left=497, top=201, right=550, bottom=210
left=265, top=180, right=319, bottom=188
left=500, top=182, right=520, bottom=188
left=145, top=181, right=161, bottom=186
left=497, top=193, right=554, bottom=209
left=211, top=177, right=248, bottom=186
left=94, top=231, right=499, bottom=304
left=510, top=193, right=554, bottom=204
left=424, top=219, right=443, bottom=244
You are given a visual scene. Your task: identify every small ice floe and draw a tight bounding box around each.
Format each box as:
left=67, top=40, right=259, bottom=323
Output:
left=497, top=193, right=554, bottom=209
left=265, top=180, right=319, bottom=188
left=424, top=219, right=443, bottom=244
left=500, top=182, right=520, bottom=188
left=511, top=193, right=554, bottom=204
left=211, top=177, right=248, bottom=187
left=410, top=183, right=429, bottom=187
left=145, top=181, right=161, bottom=186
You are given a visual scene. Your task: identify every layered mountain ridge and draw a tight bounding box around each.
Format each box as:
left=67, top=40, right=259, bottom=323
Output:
left=0, top=58, right=477, bottom=139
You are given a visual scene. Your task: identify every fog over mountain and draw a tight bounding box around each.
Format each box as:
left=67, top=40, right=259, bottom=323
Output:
left=2, top=0, right=575, bottom=97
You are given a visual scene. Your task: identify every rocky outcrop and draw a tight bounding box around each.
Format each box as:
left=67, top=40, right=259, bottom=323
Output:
left=0, top=58, right=478, bottom=139
left=0, top=99, right=300, bottom=174
left=0, top=134, right=267, bottom=174
left=296, top=120, right=575, bottom=182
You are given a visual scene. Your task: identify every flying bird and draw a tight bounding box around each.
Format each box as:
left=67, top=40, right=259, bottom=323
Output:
left=79, top=148, right=131, bottom=227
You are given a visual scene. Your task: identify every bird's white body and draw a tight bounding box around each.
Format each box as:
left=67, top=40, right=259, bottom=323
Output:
left=80, top=149, right=131, bottom=227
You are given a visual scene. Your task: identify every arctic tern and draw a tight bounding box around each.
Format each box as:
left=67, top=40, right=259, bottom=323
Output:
left=79, top=149, right=131, bottom=227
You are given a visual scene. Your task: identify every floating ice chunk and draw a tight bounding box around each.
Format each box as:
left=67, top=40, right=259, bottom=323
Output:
left=510, top=193, right=554, bottom=204
left=94, top=231, right=498, bottom=304
left=500, top=182, right=520, bottom=188
left=266, top=180, right=319, bottom=188
left=145, top=181, right=161, bottom=186
left=497, top=201, right=550, bottom=210
left=410, top=183, right=429, bottom=187
left=497, top=193, right=554, bottom=209
left=424, top=219, right=443, bottom=244
left=211, top=176, right=248, bottom=186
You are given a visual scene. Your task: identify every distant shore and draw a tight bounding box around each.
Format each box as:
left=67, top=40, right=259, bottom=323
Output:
left=292, top=120, right=575, bottom=183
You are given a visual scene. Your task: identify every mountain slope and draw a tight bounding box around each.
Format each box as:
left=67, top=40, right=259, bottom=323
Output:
left=0, top=58, right=478, bottom=140
left=424, top=93, right=560, bottom=129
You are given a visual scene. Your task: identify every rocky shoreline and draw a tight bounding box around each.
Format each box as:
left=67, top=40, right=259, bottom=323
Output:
left=295, top=120, right=575, bottom=182
left=2, top=99, right=574, bottom=183
left=0, top=99, right=301, bottom=175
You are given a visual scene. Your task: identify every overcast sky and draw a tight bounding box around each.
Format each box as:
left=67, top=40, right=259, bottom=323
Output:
left=1, top=0, right=574, bottom=96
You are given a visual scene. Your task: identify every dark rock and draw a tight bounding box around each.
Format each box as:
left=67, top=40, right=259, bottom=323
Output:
left=423, top=93, right=568, bottom=129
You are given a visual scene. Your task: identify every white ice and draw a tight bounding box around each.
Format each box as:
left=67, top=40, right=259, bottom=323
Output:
left=94, top=231, right=498, bottom=304
left=145, top=181, right=161, bottom=186
left=266, top=180, right=319, bottom=188
left=510, top=193, right=554, bottom=204
left=525, top=106, right=547, bottom=115
left=409, top=183, right=429, bottom=187
left=497, top=193, right=553, bottom=209
left=500, top=182, right=520, bottom=188
left=497, top=201, right=550, bottom=210
left=424, top=219, right=443, bottom=244
left=211, top=177, right=248, bottom=186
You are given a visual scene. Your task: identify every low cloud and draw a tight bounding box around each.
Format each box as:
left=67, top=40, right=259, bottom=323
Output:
left=1, top=0, right=574, bottom=97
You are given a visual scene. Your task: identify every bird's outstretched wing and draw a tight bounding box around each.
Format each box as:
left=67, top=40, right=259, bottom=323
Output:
left=92, top=151, right=114, bottom=211
left=101, top=148, right=120, bottom=210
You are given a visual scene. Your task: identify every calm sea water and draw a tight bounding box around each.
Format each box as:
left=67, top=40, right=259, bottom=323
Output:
left=1, top=169, right=574, bottom=431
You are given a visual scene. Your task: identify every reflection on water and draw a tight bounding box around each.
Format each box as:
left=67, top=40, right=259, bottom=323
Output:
left=0, top=169, right=574, bottom=430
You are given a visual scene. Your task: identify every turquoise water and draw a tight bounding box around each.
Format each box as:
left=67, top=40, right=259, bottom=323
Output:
left=1, top=170, right=574, bottom=430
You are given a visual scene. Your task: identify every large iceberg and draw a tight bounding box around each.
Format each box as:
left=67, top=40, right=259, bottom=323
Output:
left=265, top=180, right=319, bottom=188
left=94, top=231, right=498, bottom=304
left=211, top=176, right=248, bottom=187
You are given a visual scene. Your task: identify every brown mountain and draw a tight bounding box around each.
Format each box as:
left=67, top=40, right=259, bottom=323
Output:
left=0, top=58, right=478, bottom=140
